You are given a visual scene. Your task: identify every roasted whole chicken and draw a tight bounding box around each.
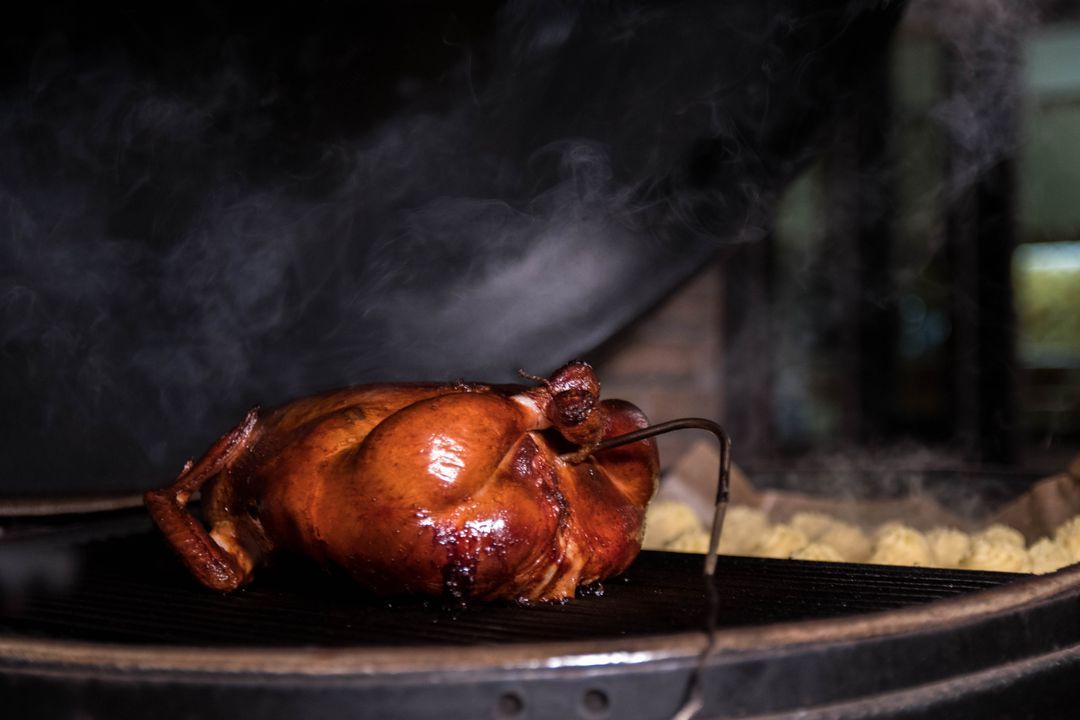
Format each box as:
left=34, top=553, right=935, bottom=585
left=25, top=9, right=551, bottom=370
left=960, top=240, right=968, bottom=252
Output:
left=145, top=362, right=659, bottom=602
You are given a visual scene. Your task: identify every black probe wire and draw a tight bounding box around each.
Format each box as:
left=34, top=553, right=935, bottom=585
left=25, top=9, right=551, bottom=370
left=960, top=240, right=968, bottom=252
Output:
left=569, top=418, right=732, bottom=720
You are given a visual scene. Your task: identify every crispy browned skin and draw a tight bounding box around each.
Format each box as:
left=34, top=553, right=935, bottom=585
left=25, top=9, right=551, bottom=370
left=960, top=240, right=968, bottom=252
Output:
left=144, top=362, right=659, bottom=602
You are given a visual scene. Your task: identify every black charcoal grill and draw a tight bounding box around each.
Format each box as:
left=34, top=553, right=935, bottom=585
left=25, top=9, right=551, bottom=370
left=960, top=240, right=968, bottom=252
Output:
left=6, top=0, right=1080, bottom=717
left=3, top=503, right=1080, bottom=719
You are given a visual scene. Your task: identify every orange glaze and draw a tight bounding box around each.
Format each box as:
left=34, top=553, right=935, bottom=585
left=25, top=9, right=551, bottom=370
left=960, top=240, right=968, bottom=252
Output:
left=145, top=363, right=659, bottom=602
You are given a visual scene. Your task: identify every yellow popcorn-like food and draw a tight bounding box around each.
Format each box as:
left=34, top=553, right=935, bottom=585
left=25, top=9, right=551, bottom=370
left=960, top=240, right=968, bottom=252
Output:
left=974, top=524, right=1025, bottom=549
left=666, top=530, right=710, bottom=555
left=792, top=542, right=844, bottom=562
left=717, top=505, right=769, bottom=555
left=645, top=500, right=1080, bottom=575
left=643, top=500, right=702, bottom=549
left=818, top=521, right=872, bottom=562
left=1054, top=515, right=1080, bottom=562
left=1028, top=537, right=1072, bottom=575
left=873, top=521, right=909, bottom=542
left=789, top=511, right=835, bottom=541
left=962, top=538, right=1031, bottom=573
left=870, top=524, right=933, bottom=567
left=926, top=527, right=971, bottom=568
left=753, top=525, right=809, bottom=559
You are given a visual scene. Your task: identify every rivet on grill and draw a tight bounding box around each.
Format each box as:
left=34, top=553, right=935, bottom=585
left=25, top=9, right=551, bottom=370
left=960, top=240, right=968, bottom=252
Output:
left=580, top=687, right=610, bottom=718
left=496, top=690, right=525, bottom=718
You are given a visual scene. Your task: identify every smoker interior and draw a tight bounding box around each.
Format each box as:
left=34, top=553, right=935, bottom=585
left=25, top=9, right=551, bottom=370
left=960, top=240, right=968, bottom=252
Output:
left=8, top=510, right=1080, bottom=719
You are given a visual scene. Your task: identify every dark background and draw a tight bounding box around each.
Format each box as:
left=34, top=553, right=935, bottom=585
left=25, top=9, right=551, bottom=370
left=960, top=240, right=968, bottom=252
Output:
left=0, top=1, right=903, bottom=495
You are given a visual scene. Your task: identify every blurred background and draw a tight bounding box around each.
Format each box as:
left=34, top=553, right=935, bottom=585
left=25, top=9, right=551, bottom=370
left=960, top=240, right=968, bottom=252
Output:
left=595, top=0, right=1080, bottom=473
left=1, top=0, right=1078, bottom=497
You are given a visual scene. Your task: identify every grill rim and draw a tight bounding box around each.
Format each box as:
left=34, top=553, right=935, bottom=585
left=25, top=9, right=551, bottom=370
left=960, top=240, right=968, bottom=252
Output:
left=2, top=560, right=1077, bottom=678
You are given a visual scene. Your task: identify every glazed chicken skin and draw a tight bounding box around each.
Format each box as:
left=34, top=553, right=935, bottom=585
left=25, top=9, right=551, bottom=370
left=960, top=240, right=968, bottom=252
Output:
left=145, top=362, right=659, bottom=602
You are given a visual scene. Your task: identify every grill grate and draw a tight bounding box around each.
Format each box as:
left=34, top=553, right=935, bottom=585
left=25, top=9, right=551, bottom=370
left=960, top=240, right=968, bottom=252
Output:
left=0, top=514, right=1021, bottom=648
